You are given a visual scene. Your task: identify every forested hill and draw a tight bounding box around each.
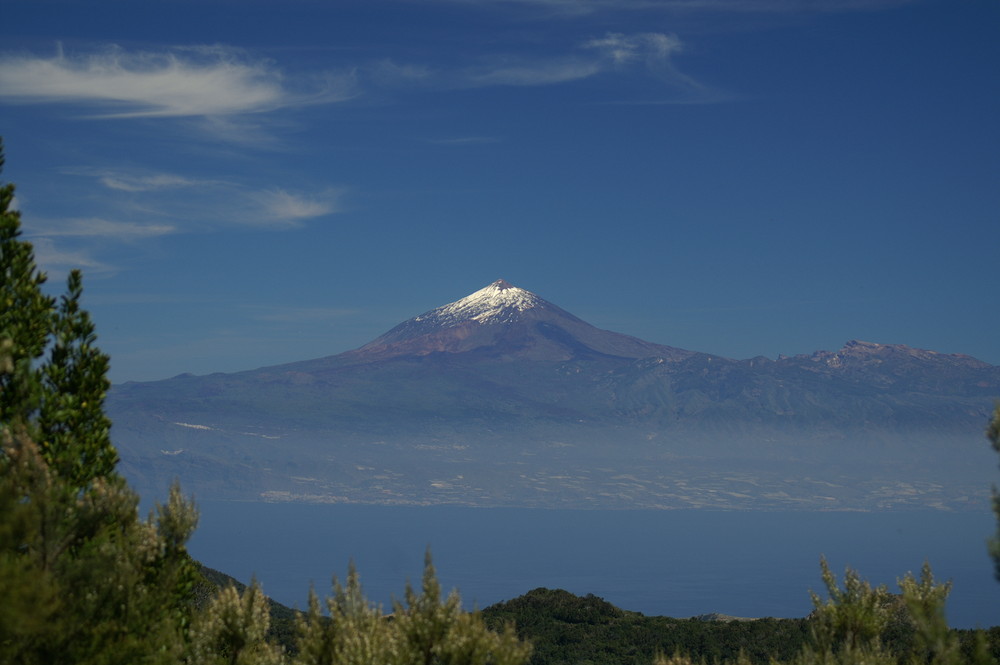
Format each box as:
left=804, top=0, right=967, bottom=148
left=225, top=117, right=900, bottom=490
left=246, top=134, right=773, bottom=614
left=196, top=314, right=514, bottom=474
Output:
left=480, top=588, right=1000, bottom=665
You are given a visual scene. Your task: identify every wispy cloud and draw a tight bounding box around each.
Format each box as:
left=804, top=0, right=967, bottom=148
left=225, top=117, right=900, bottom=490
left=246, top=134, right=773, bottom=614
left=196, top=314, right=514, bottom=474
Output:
left=98, top=173, right=200, bottom=192
left=0, top=44, right=357, bottom=118
left=427, top=0, right=915, bottom=15
left=370, top=55, right=593, bottom=91
left=583, top=31, right=714, bottom=98
left=463, top=57, right=604, bottom=87
left=583, top=32, right=683, bottom=66
left=64, top=167, right=344, bottom=230
left=188, top=115, right=284, bottom=147
left=29, top=217, right=177, bottom=238
left=1, top=35, right=706, bottom=120
left=29, top=237, right=115, bottom=277
left=470, top=30, right=714, bottom=100
left=83, top=169, right=346, bottom=230
left=60, top=166, right=216, bottom=192
left=658, top=0, right=915, bottom=12
left=19, top=166, right=345, bottom=277
left=369, top=59, right=435, bottom=88
left=366, top=30, right=704, bottom=99
left=252, top=188, right=343, bottom=227
left=23, top=215, right=176, bottom=278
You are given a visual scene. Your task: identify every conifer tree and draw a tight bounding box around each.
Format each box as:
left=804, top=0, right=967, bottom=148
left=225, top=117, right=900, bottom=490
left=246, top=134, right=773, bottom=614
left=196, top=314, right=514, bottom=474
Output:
left=807, top=557, right=893, bottom=657
left=189, top=582, right=286, bottom=665
left=0, top=139, right=199, bottom=663
left=0, top=137, right=117, bottom=493
left=390, top=552, right=531, bottom=665
left=0, top=138, right=54, bottom=436
left=294, top=554, right=532, bottom=665
left=38, top=268, right=117, bottom=489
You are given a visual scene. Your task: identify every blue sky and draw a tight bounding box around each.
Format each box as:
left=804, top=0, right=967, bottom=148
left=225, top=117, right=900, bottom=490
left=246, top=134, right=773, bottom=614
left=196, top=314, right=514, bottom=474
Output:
left=2, top=0, right=998, bottom=382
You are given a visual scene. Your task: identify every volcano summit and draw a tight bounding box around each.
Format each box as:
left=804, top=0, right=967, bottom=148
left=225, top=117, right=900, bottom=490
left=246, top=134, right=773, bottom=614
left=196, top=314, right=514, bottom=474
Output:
left=108, top=281, right=1000, bottom=510
left=355, top=279, right=692, bottom=362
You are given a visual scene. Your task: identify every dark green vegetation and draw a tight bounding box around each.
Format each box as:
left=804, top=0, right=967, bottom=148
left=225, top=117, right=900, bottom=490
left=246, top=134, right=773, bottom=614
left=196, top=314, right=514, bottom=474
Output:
left=482, top=586, right=1000, bottom=665
left=482, top=588, right=810, bottom=665
left=3, top=140, right=1000, bottom=664
left=108, top=282, right=999, bottom=510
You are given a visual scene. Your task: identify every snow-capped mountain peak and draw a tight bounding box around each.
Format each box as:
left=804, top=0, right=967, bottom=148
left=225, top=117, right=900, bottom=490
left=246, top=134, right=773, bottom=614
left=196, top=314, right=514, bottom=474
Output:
left=356, top=279, right=690, bottom=361
left=415, top=279, right=543, bottom=326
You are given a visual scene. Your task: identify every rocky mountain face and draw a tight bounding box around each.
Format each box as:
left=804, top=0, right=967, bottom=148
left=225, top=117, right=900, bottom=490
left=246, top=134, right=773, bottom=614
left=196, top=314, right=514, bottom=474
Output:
left=107, top=280, right=1000, bottom=511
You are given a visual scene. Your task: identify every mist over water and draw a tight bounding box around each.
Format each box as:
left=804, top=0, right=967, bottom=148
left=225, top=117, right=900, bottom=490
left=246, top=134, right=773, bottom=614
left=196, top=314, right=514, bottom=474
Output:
left=187, top=502, right=999, bottom=629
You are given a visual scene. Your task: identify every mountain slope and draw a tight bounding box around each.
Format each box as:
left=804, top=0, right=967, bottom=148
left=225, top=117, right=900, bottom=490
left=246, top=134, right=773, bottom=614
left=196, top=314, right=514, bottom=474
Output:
left=352, top=280, right=693, bottom=362
left=108, top=280, right=1000, bottom=510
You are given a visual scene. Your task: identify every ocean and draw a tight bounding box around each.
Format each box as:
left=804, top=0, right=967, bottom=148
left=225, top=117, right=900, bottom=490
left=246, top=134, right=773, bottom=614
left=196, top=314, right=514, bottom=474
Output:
left=186, top=502, right=999, bottom=629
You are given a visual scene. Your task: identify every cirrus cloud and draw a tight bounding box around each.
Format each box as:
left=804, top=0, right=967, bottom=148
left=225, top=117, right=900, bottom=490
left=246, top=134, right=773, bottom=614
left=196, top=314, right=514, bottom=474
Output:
left=28, top=237, right=115, bottom=277
left=463, top=57, right=604, bottom=87
left=367, top=30, right=701, bottom=97
left=253, top=188, right=344, bottom=228
left=0, top=44, right=357, bottom=118
left=21, top=168, right=346, bottom=277
left=98, top=173, right=201, bottom=192
left=70, top=167, right=343, bottom=229
left=425, top=0, right=915, bottom=15
left=584, top=32, right=683, bottom=66
left=29, top=217, right=177, bottom=239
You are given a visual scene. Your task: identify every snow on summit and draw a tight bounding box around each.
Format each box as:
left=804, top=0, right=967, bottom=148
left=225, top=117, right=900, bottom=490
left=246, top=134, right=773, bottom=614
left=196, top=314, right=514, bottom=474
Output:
left=415, top=279, right=543, bottom=326
left=357, top=279, right=564, bottom=352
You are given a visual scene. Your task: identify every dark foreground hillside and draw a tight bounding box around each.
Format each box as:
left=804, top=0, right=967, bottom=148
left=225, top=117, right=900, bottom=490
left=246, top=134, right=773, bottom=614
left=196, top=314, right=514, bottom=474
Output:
left=481, top=588, right=1000, bottom=665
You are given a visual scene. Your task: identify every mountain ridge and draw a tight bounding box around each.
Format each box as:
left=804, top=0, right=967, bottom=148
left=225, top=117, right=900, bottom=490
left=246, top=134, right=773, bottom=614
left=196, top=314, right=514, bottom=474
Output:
left=107, top=280, right=1000, bottom=511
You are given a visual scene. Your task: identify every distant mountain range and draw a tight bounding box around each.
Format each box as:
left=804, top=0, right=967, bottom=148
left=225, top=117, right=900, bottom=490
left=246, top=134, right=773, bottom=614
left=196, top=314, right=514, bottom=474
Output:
left=108, top=280, right=1000, bottom=510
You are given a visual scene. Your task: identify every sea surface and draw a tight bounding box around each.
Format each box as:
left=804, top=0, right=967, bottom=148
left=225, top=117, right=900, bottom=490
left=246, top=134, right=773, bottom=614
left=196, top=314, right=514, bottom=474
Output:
left=186, top=502, right=999, bottom=629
